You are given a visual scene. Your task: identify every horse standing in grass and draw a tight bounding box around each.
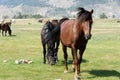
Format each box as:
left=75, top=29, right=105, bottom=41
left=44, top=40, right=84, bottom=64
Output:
left=0, top=21, right=12, bottom=36
left=0, top=19, right=4, bottom=33
left=41, top=19, right=59, bottom=65
left=41, top=18, right=69, bottom=65
left=60, top=8, right=93, bottom=80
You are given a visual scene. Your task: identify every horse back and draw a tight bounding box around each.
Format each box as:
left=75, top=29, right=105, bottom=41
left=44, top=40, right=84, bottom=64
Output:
left=60, top=19, right=87, bottom=48
left=1, top=23, right=9, bottom=30
left=60, top=19, right=75, bottom=46
left=41, top=22, right=54, bottom=44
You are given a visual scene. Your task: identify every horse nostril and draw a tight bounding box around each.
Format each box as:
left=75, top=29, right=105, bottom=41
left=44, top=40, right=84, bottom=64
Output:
left=88, top=34, right=92, bottom=39
left=85, top=34, right=92, bottom=40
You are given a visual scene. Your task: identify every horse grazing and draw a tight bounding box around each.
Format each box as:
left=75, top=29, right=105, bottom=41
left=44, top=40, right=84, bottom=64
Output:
left=41, top=18, right=69, bottom=65
left=0, top=22, right=12, bottom=36
left=60, top=8, right=93, bottom=80
left=41, top=19, right=60, bottom=65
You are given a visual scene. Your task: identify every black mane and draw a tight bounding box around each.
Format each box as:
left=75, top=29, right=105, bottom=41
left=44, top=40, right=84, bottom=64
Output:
left=77, top=7, right=92, bottom=22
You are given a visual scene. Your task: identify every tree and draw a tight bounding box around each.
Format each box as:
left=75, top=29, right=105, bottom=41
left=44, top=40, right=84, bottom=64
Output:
left=99, top=13, right=107, bottom=19
left=32, top=14, right=42, bottom=19
left=13, top=14, right=43, bottom=19
left=17, top=12, right=23, bottom=18
left=2, top=15, right=9, bottom=19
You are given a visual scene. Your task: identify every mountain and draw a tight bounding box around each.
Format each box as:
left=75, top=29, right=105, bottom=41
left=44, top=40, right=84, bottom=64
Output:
left=0, top=0, right=49, bottom=7
left=0, top=0, right=120, bottom=18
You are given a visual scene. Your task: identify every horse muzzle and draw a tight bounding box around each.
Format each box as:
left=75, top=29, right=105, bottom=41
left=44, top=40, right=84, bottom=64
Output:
left=85, top=34, right=92, bottom=40
left=47, top=55, right=56, bottom=65
left=47, top=50, right=56, bottom=65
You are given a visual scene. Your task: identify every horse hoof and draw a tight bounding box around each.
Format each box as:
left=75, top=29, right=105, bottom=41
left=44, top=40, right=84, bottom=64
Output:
left=72, top=65, right=75, bottom=72
left=64, top=70, right=68, bottom=73
left=43, top=62, right=46, bottom=64
left=49, top=63, right=55, bottom=65
left=74, top=77, right=80, bottom=80
left=49, top=61, right=55, bottom=65
left=56, top=59, right=59, bottom=62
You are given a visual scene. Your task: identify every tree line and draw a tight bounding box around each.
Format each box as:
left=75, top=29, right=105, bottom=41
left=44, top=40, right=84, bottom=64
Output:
left=2, top=12, right=43, bottom=19
left=2, top=12, right=116, bottom=19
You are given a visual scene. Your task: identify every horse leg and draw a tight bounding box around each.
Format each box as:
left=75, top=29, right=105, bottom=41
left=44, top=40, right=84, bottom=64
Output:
left=2, top=30, right=4, bottom=36
left=62, top=44, right=68, bottom=73
left=5, top=30, right=7, bottom=36
left=42, top=42, right=46, bottom=64
left=71, top=44, right=79, bottom=80
left=55, top=39, right=60, bottom=62
left=78, top=46, right=86, bottom=75
left=8, top=29, right=12, bottom=36
left=8, top=26, right=12, bottom=36
left=71, top=49, right=75, bottom=72
left=77, top=50, right=81, bottom=76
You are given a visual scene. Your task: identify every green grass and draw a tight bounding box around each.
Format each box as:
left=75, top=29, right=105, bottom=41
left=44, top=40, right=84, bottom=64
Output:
left=0, top=19, right=120, bottom=80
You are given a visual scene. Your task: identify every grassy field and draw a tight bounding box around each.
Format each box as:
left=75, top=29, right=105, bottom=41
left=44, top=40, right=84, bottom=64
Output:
left=0, top=19, right=120, bottom=80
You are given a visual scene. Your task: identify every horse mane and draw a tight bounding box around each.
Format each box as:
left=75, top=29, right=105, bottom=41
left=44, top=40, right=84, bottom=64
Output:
left=59, top=17, right=69, bottom=24
left=52, top=17, right=69, bottom=35
left=77, top=7, right=92, bottom=22
left=45, top=17, right=69, bottom=41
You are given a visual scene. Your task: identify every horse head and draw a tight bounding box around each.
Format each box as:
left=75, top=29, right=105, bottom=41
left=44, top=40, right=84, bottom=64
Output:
left=47, top=48, right=57, bottom=65
left=77, top=7, right=93, bottom=40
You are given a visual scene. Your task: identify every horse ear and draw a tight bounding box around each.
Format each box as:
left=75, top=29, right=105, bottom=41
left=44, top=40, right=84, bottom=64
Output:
left=90, top=9, right=94, bottom=14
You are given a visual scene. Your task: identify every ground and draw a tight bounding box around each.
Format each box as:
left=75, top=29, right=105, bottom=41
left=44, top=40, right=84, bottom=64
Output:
left=0, top=19, right=120, bottom=80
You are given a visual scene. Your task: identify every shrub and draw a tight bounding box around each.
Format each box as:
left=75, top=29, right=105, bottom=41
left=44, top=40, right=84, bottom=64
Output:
left=99, top=13, right=107, bottom=19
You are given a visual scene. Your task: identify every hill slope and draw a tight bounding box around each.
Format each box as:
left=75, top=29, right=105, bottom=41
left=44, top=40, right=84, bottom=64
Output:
left=0, top=0, right=120, bottom=18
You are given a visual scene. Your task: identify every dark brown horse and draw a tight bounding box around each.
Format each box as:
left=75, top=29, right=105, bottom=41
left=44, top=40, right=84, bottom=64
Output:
left=41, top=19, right=60, bottom=65
left=41, top=18, right=69, bottom=65
left=60, top=8, right=93, bottom=80
left=0, top=22, right=12, bottom=36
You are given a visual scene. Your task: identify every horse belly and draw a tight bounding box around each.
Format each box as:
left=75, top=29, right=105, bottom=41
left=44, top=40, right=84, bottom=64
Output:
left=60, top=32, right=72, bottom=46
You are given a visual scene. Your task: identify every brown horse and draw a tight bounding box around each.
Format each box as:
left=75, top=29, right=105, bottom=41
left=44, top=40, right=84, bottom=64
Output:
left=0, top=22, right=12, bottom=36
left=60, top=8, right=93, bottom=80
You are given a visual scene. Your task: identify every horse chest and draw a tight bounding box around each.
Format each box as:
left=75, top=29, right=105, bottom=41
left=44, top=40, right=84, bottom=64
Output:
left=75, top=36, right=88, bottom=49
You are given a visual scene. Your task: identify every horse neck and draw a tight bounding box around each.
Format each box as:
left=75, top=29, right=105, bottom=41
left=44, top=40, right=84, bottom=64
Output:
left=45, top=22, right=54, bottom=30
left=74, top=19, right=83, bottom=31
left=72, top=20, right=84, bottom=38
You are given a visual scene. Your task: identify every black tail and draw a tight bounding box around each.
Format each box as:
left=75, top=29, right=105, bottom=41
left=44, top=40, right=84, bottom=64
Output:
left=52, top=17, right=69, bottom=36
